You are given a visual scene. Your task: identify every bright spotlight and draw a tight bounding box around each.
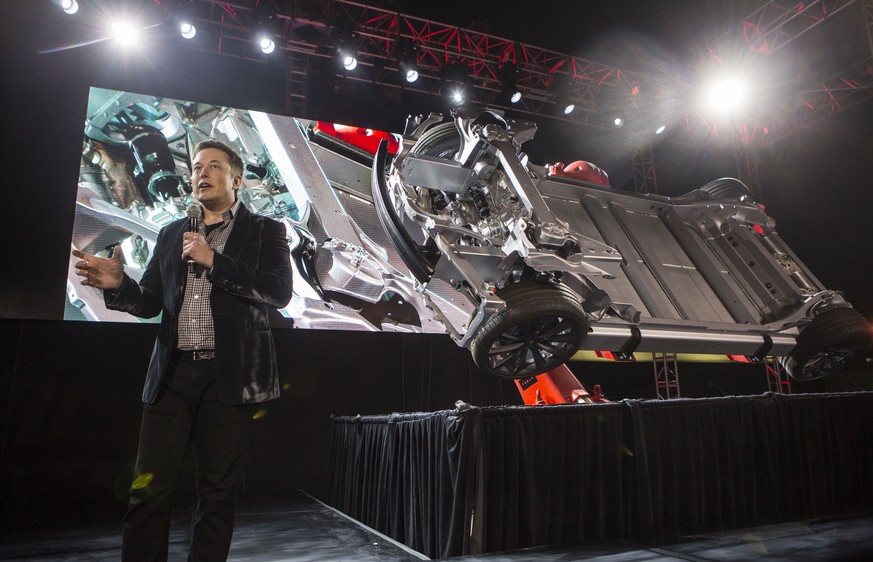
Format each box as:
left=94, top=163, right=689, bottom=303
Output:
left=498, top=63, right=522, bottom=105
left=400, top=60, right=419, bottom=82
left=655, top=125, right=667, bottom=135
left=110, top=20, right=140, bottom=48
left=180, top=22, right=196, bottom=40
left=707, top=79, right=746, bottom=112
left=398, top=41, right=420, bottom=84
left=259, top=36, right=276, bottom=54
left=452, top=90, right=465, bottom=105
left=61, top=0, right=79, bottom=15
left=553, top=79, right=574, bottom=116
left=613, top=117, right=624, bottom=128
left=335, top=36, right=359, bottom=72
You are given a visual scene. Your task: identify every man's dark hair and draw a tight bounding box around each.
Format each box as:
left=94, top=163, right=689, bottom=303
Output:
left=193, top=140, right=245, bottom=178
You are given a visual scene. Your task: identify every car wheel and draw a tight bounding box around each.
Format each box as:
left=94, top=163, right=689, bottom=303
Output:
left=698, top=177, right=755, bottom=203
left=781, top=307, right=873, bottom=381
left=371, top=140, right=435, bottom=283
left=410, top=122, right=461, bottom=158
left=470, top=282, right=589, bottom=379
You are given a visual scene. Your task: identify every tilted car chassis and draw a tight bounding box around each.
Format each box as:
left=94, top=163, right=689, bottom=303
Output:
left=371, top=110, right=871, bottom=384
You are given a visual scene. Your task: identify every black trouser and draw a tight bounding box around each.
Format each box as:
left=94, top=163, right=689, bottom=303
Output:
left=122, top=352, right=257, bottom=562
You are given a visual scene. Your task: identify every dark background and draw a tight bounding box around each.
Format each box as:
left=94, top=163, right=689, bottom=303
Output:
left=1, top=0, right=871, bottom=531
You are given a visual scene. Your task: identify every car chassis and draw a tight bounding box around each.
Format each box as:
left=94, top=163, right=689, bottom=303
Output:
left=372, top=110, right=872, bottom=380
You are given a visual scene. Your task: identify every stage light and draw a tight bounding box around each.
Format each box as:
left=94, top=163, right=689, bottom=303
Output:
left=441, top=63, right=471, bottom=107
left=613, top=117, right=624, bottom=128
left=499, top=82, right=522, bottom=105
left=498, top=63, right=522, bottom=105
left=253, top=6, right=279, bottom=56
left=110, top=20, right=141, bottom=48
left=333, top=31, right=359, bottom=72
left=706, top=79, right=746, bottom=112
left=655, top=124, right=667, bottom=135
left=336, top=42, right=358, bottom=71
left=60, top=0, right=79, bottom=15
left=259, top=36, right=276, bottom=54
left=180, top=22, right=196, bottom=40
left=552, top=78, right=575, bottom=116
left=342, top=53, right=358, bottom=71
left=397, top=41, right=420, bottom=83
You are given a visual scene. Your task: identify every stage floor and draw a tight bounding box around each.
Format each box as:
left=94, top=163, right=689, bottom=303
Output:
left=1, top=492, right=872, bottom=561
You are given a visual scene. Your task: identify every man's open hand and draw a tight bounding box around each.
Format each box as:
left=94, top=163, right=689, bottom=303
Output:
left=72, top=248, right=124, bottom=290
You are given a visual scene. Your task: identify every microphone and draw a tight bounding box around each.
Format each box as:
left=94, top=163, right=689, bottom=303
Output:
left=186, top=205, right=202, bottom=274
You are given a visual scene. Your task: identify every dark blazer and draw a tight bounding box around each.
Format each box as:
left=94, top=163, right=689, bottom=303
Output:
left=106, top=204, right=293, bottom=405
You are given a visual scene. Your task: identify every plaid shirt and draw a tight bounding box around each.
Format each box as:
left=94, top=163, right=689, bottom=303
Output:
left=176, top=200, right=240, bottom=351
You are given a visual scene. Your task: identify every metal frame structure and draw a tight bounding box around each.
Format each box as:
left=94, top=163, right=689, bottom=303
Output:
left=685, top=0, right=873, bottom=145
left=186, top=0, right=637, bottom=126
left=132, top=0, right=873, bottom=150
left=654, top=352, right=681, bottom=399
left=765, top=356, right=793, bottom=394
left=631, top=142, right=658, bottom=194
left=20, top=0, right=850, bottom=149
left=727, top=0, right=859, bottom=55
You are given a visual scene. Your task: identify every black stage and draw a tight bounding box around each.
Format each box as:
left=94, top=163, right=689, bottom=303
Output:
left=330, top=393, right=873, bottom=559
left=3, top=393, right=873, bottom=561
left=1, top=492, right=872, bottom=560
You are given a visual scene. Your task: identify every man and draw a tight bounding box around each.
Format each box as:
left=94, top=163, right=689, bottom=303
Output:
left=72, top=140, right=293, bottom=561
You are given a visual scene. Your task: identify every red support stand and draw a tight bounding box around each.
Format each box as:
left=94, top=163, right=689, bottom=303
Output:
left=514, top=364, right=607, bottom=405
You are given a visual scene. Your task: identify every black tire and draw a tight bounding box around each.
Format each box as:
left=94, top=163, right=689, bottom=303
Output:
left=371, top=140, right=434, bottom=283
left=369, top=121, right=461, bottom=281
left=781, top=308, right=873, bottom=381
left=470, top=282, right=589, bottom=379
left=698, top=177, right=755, bottom=203
left=410, top=122, right=461, bottom=159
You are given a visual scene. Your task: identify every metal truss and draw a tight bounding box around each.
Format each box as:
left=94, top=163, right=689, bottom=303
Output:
left=765, top=357, right=792, bottom=394
left=186, top=0, right=637, bottom=127
left=727, top=0, right=858, bottom=54
left=689, top=0, right=873, bottom=146
left=632, top=142, right=658, bottom=194
left=157, top=1, right=872, bottom=146
left=733, top=0, right=873, bottom=141
left=653, top=352, right=681, bottom=399
left=791, top=56, right=873, bottom=131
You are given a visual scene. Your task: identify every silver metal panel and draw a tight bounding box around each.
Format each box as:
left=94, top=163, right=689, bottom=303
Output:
left=608, top=203, right=735, bottom=323
left=400, top=155, right=475, bottom=193
left=548, top=198, right=653, bottom=316
left=253, top=112, right=364, bottom=247
left=579, top=195, right=681, bottom=319
left=310, top=144, right=374, bottom=199
left=660, top=207, right=762, bottom=324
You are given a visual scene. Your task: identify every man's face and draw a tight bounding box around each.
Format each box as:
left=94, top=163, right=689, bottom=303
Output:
left=191, top=147, right=241, bottom=210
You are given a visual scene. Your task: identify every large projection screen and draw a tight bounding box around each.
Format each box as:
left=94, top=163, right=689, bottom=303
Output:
left=66, top=87, right=469, bottom=334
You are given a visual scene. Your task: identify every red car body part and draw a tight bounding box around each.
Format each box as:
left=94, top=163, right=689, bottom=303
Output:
left=548, top=160, right=610, bottom=186
left=313, top=122, right=401, bottom=155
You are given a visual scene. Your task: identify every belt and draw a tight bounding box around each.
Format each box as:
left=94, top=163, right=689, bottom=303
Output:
left=181, top=349, right=215, bottom=361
